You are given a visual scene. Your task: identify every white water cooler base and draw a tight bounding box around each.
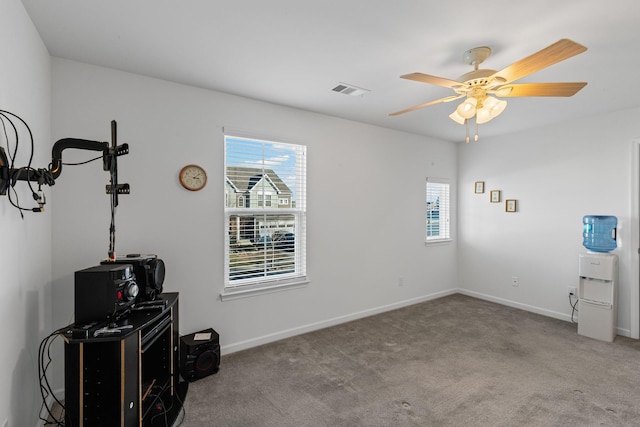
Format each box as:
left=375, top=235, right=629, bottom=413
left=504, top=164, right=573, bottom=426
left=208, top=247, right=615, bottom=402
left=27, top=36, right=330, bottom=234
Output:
left=578, top=253, right=617, bottom=342
left=578, top=299, right=615, bottom=342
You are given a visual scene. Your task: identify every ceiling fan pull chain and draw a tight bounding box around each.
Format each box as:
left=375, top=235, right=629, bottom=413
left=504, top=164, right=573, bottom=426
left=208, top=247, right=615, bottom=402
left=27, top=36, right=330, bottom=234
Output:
left=475, top=119, right=479, bottom=142
left=465, top=119, right=470, bottom=143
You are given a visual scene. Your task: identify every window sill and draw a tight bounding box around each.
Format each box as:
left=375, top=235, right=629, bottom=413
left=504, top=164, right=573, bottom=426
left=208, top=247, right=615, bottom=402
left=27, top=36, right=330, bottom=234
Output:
left=425, top=238, right=453, bottom=246
left=220, top=278, right=309, bottom=301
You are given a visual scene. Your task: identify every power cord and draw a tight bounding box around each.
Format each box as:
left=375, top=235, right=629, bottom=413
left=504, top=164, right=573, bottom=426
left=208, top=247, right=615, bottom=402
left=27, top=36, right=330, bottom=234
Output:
left=0, top=111, right=33, bottom=217
left=569, top=293, right=579, bottom=323
left=0, top=109, right=104, bottom=216
left=60, top=155, right=103, bottom=166
left=38, top=329, right=67, bottom=426
left=148, top=384, right=171, bottom=427
left=148, top=383, right=188, bottom=427
left=0, top=110, right=44, bottom=203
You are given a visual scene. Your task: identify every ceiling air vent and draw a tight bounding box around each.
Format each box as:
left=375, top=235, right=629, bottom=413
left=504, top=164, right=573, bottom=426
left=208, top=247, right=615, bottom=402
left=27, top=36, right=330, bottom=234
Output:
left=331, top=82, right=369, bottom=97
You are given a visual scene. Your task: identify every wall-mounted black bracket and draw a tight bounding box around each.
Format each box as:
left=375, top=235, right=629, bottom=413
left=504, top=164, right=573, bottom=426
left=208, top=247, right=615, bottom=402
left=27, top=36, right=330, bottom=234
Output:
left=106, top=183, right=131, bottom=195
left=0, top=121, right=131, bottom=207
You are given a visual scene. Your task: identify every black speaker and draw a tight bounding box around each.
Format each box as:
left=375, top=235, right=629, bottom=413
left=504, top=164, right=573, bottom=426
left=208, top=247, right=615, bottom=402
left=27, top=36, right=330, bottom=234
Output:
left=74, top=263, right=138, bottom=325
left=180, top=328, right=220, bottom=382
left=102, top=254, right=165, bottom=302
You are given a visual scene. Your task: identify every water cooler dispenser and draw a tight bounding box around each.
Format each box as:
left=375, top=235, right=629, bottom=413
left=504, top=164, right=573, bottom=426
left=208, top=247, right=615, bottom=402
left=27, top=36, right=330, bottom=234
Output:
left=578, top=215, right=618, bottom=342
left=578, top=253, right=618, bottom=341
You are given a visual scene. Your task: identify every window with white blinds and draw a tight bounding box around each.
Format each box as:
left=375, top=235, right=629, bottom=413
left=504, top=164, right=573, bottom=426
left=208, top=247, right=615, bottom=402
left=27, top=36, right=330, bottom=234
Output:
left=224, top=134, right=306, bottom=292
left=426, top=178, right=450, bottom=242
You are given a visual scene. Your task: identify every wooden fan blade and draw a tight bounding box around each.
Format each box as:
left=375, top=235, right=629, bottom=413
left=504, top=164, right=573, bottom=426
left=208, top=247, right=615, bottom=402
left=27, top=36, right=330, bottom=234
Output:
left=389, top=95, right=462, bottom=116
left=491, top=39, right=587, bottom=84
left=495, top=82, right=587, bottom=97
left=401, top=72, right=462, bottom=88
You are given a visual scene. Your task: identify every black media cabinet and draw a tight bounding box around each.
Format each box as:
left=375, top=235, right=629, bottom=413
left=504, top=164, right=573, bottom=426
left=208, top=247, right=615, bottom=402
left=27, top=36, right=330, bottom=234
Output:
left=62, top=292, right=187, bottom=426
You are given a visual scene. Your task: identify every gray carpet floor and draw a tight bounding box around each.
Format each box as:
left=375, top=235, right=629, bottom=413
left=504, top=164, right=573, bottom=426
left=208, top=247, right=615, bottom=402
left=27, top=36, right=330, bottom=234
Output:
left=181, top=294, right=640, bottom=426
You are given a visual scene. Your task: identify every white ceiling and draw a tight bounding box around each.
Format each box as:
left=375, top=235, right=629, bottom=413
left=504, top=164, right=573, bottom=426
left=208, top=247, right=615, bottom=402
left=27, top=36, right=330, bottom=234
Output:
left=20, top=0, right=640, bottom=142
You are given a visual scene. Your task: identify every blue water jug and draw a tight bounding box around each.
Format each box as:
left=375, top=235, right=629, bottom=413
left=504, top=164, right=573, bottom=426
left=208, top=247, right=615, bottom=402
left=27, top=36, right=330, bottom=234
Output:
left=582, top=215, right=617, bottom=252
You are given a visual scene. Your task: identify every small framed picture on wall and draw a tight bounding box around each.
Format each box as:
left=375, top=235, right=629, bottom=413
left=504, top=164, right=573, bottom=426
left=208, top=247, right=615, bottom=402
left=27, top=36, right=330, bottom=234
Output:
left=490, top=190, right=501, bottom=203
left=506, top=199, right=517, bottom=212
left=474, top=181, right=484, bottom=194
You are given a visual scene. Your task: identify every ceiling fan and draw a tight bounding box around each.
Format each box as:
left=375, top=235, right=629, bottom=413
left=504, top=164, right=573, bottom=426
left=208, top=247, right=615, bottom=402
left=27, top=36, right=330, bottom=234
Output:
left=390, top=39, right=588, bottom=142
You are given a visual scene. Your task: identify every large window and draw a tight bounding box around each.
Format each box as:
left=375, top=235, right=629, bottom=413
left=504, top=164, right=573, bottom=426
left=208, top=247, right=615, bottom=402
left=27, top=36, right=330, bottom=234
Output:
left=224, top=134, right=306, bottom=294
left=426, top=178, right=450, bottom=242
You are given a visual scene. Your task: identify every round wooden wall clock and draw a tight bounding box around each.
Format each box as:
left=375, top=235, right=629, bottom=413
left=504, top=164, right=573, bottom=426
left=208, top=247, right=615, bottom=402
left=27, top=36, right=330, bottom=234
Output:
left=179, top=164, right=207, bottom=191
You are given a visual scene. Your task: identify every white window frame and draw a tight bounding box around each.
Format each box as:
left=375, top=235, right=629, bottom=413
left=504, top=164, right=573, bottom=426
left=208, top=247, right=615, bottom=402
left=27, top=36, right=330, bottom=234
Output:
left=222, top=132, right=307, bottom=300
left=426, top=178, right=451, bottom=243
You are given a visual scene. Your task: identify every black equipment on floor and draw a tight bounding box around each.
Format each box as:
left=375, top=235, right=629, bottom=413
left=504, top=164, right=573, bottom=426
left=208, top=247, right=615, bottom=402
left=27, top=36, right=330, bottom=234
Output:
left=180, top=328, right=220, bottom=382
left=64, top=293, right=185, bottom=425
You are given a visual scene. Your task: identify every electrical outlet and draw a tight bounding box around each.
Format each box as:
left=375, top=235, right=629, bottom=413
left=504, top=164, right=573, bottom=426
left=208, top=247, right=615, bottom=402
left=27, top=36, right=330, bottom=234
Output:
left=511, top=276, right=519, bottom=287
left=398, top=276, right=404, bottom=287
left=568, top=286, right=577, bottom=297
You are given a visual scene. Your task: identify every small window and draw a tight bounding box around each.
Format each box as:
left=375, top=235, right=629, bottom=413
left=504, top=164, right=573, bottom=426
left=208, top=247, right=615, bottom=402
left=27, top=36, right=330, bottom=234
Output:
left=426, top=178, right=450, bottom=242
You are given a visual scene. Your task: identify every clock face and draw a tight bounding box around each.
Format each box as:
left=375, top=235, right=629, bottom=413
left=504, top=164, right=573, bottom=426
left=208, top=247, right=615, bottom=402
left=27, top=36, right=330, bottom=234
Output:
left=179, top=164, right=207, bottom=191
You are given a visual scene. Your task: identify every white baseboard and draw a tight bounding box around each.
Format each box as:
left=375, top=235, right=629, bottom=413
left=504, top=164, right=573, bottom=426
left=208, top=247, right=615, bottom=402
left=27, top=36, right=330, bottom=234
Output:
left=221, top=289, right=457, bottom=355
left=457, top=289, right=631, bottom=338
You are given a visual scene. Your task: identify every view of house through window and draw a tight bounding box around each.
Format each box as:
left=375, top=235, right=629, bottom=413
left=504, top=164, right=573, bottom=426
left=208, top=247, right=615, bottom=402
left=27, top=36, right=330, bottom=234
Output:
left=426, top=178, right=450, bottom=241
left=224, top=135, right=306, bottom=289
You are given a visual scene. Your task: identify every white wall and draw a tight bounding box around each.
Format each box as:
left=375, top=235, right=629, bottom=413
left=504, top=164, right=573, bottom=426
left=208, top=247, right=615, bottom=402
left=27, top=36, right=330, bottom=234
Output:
left=50, top=59, right=458, bottom=365
left=458, top=107, right=640, bottom=334
left=0, top=0, right=51, bottom=424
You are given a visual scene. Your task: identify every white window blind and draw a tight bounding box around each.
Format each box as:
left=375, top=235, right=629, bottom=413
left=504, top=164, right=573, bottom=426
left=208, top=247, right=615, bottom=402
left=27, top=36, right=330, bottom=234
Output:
left=426, top=178, right=450, bottom=241
left=224, top=135, right=306, bottom=290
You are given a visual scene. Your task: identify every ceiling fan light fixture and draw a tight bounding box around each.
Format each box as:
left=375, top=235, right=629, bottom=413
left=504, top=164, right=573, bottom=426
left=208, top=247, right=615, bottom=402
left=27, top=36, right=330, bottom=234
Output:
left=476, top=96, right=507, bottom=124
left=449, top=109, right=466, bottom=124
left=487, top=96, right=507, bottom=118
left=475, top=107, right=492, bottom=124
left=456, top=97, right=477, bottom=119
